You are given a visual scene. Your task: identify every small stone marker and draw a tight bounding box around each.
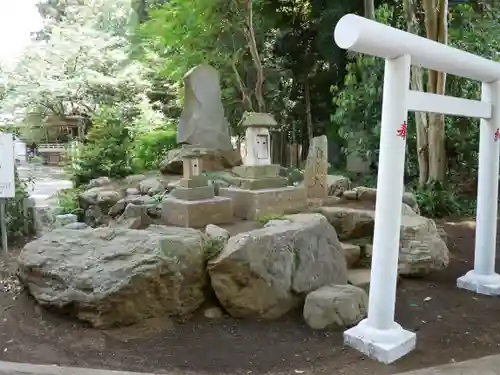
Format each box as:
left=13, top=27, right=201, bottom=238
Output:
left=303, top=135, right=328, bottom=199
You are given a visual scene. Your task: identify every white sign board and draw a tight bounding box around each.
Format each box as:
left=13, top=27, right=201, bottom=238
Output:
left=0, top=133, right=15, bottom=198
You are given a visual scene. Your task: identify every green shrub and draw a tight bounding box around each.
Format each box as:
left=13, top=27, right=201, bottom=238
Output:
left=133, top=128, right=177, bottom=170
left=56, top=187, right=84, bottom=218
left=414, top=181, right=474, bottom=219
left=203, top=237, right=225, bottom=262
left=4, top=168, right=33, bottom=241
left=70, top=105, right=136, bottom=187
left=257, top=214, right=287, bottom=228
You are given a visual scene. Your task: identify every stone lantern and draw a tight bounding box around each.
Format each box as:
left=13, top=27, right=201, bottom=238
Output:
left=162, top=148, right=233, bottom=227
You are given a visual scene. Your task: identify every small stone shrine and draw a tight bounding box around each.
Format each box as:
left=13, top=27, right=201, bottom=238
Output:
left=162, top=148, right=233, bottom=227
left=219, top=112, right=306, bottom=220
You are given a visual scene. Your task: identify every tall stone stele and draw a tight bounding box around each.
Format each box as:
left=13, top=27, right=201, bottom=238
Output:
left=219, top=112, right=307, bottom=220
left=159, top=64, right=242, bottom=175
left=303, top=135, right=329, bottom=199
left=162, top=148, right=233, bottom=228
left=177, top=64, right=233, bottom=150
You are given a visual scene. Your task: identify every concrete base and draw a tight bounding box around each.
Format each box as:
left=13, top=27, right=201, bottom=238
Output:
left=162, top=196, right=233, bottom=228
left=219, top=186, right=307, bottom=220
left=457, top=270, right=500, bottom=295
left=344, top=319, right=416, bottom=364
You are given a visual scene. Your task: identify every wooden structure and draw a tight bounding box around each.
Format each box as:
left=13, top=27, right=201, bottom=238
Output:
left=37, top=116, right=85, bottom=165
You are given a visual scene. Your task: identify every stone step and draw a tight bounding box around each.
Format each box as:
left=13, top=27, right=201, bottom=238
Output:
left=347, top=268, right=371, bottom=293
left=341, top=242, right=361, bottom=268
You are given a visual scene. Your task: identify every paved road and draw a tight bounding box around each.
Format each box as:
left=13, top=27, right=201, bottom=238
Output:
left=17, top=164, right=72, bottom=207
left=2, top=354, right=500, bottom=375
left=395, top=354, right=500, bottom=374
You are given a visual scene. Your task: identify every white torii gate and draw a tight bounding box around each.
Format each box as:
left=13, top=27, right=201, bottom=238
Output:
left=334, top=14, right=500, bottom=364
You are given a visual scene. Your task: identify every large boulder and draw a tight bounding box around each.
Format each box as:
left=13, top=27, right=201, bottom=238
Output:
left=319, top=203, right=449, bottom=276
left=160, top=147, right=242, bottom=175
left=318, top=206, right=375, bottom=241
left=208, top=213, right=347, bottom=319
left=17, top=225, right=207, bottom=328
left=399, top=212, right=449, bottom=277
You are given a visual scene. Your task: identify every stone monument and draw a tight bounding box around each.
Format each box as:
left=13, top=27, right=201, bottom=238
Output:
left=219, top=112, right=307, bottom=220
left=177, top=64, right=233, bottom=150
left=303, top=135, right=328, bottom=199
left=162, top=148, right=233, bottom=227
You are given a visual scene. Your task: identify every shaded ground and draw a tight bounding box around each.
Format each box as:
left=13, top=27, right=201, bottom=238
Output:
left=0, top=219, right=498, bottom=375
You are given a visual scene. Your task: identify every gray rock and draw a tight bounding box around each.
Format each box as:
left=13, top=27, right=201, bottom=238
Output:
left=318, top=206, right=375, bottom=241
left=341, top=242, right=361, bottom=268
left=34, top=206, right=57, bottom=235
left=402, top=192, right=420, bottom=215
left=303, top=284, right=368, bottom=330
left=124, top=174, right=147, bottom=185
left=54, top=214, right=78, bottom=228
left=80, top=187, right=121, bottom=211
left=203, top=306, right=224, bottom=319
left=160, top=148, right=241, bottom=175
left=84, top=205, right=105, bottom=227
left=320, top=204, right=448, bottom=276
left=205, top=224, right=230, bottom=241
left=139, top=178, right=165, bottom=195
left=87, top=177, right=112, bottom=188
left=327, top=175, right=351, bottom=197
left=347, top=269, right=371, bottom=293
left=125, top=188, right=140, bottom=196
left=112, top=203, right=151, bottom=229
left=64, top=222, right=89, bottom=230
left=18, top=226, right=206, bottom=328
left=263, top=219, right=292, bottom=228
left=208, top=213, right=347, bottom=319
left=108, top=195, right=156, bottom=217
left=145, top=203, right=162, bottom=218
left=399, top=214, right=449, bottom=277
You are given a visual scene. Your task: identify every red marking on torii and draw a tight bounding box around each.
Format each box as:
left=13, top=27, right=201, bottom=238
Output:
left=495, top=128, right=500, bottom=142
left=397, top=121, right=407, bottom=139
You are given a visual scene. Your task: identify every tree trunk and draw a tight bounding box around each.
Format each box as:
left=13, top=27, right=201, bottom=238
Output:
left=243, top=0, right=265, bottom=112
left=423, top=0, right=448, bottom=182
left=403, top=0, right=429, bottom=186
left=305, top=78, right=313, bottom=142
left=364, top=0, right=375, bottom=19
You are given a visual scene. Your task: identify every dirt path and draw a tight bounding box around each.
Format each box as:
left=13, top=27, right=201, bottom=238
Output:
left=0, top=220, right=498, bottom=375
left=17, top=164, right=71, bottom=206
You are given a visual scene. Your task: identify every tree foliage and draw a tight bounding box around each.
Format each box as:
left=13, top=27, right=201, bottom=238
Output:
left=1, top=0, right=149, bottom=132
left=1, top=0, right=499, bottom=218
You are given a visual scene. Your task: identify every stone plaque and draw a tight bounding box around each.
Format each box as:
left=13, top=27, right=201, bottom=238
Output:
left=303, top=135, right=328, bottom=199
left=256, top=134, right=269, bottom=160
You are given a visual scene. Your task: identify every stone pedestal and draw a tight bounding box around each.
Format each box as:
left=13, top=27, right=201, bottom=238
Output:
left=162, top=176, right=233, bottom=228
left=219, top=165, right=307, bottom=220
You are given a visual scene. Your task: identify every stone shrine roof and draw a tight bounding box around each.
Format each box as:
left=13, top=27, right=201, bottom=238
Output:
left=239, top=112, right=278, bottom=128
